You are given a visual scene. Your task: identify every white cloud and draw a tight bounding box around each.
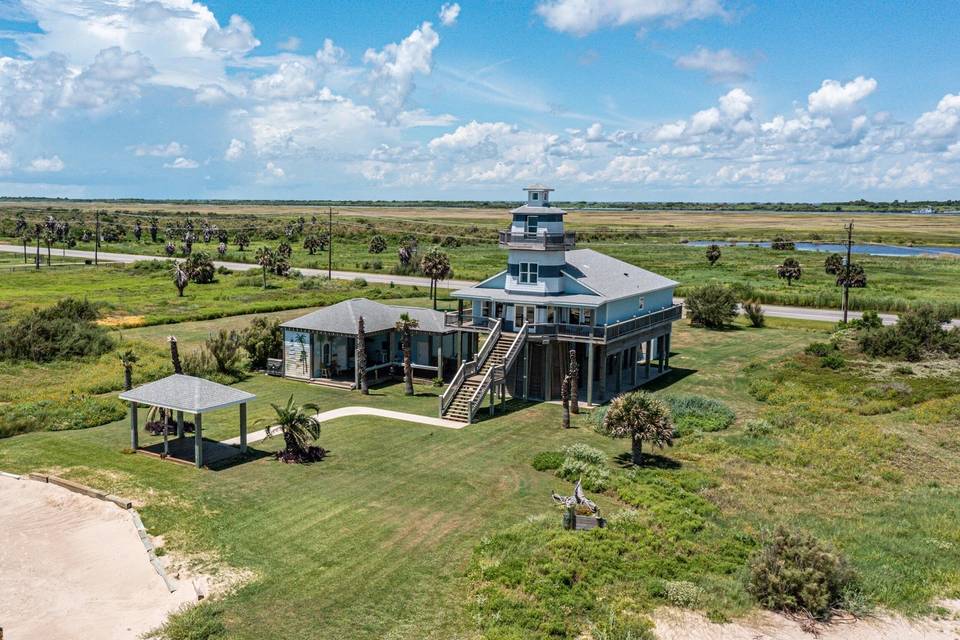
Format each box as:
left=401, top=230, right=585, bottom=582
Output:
left=315, top=38, right=346, bottom=67
left=195, top=84, right=232, bottom=104
left=689, top=107, right=722, bottom=134
left=808, top=76, right=877, bottom=115
left=258, top=161, right=285, bottom=181
left=536, top=0, right=727, bottom=36
left=439, top=3, right=461, bottom=26
left=718, top=87, right=753, bottom=120
left=26, top=155, right=64, bottom=172
left=251, top=60, right=317, bottom=99
left=585, top=122, right=604, bottom=141
left=163, top=157, right=200, bottom=169
left=913, top=93, right=960, bottom=138
left=277, top=36, right=302, bottom=52
left=133, top=141, right=186, bottom=158
left=0, top=150, right=12, bottom=173
left=654, top=120, right=687, bottom=141
left=224, top=138, right=245, bottom=161
left=203, top=14, right=260, bottom=56
left=362, top=22, right=440, bottom=121
left=675, top=47, right=753, bottom=82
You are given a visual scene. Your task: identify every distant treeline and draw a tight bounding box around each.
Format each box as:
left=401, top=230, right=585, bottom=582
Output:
left=1, top=197, right=959, bottom=212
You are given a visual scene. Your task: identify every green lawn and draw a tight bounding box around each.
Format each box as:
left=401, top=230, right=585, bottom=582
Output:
left=2, top=318, right=959, bottom=638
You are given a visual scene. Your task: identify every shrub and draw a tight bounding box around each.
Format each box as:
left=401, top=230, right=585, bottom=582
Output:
left=205, top=329, right=242, bottom=373
left=820, top=352, right=845, bottom=369
left=771, top=236, right=796, bottom=250
left=0, top=396, right=125, bottom=438
left=352, top=277, right=368, bottom=288
left=684, top=284, right=739, bottom=329
left=556, top=443, right=610, bottom=491
left=368, top=234, right=387, bottom=254
left=664, top=580, right=704, bottom=608
left=440, top=235, right=460, bottom=248
left=664, top=394, right=736, bottom=434
left=742, top=300, right=765, bottom=327
left=859, top=305, right=959, bottom=361
left=185, top=252, right=215, bottom=284
left=241, top=317, right=282, bottom=369
left=744, top=418, right=774, bottom=437
left=562, top=443, right=607, bottom=466
left=746, top=526, right=858, bottom=620
left=532, top=450, right=565, bottom=471
left=145, top=601, right=227, bottom=640
left=0, top=298, right=113, bottom=363
left=804, top=341, right=834, bottom=357
left=852, top=310, right=883, bottom=330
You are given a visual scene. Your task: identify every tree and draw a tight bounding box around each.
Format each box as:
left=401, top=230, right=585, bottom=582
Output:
left=261, top=395, right=325, bottom=463
left=356, top=316, right=368, bottom=394
left=41, top=226, right=55, bottom=266
left=705, top=243, right=722, bottom=266
left=568, top=349, right=580, bottom=414
left=133, top=220, right=142, bottom=241
left=168, top=336, right=183, bottom=374
left=240, top=317, right=282, bottom=369
left=303, top=233, right=325, bottom=255
left=185, top=251, right=215, bottom=284
left=598, top=390, right=673, bottom=465
left=560, top=374, right=571, bottom=429
left=824, top=253, right=843, bottom=275
left=276, top=241, right=292, bottom=260
left=118, top=349, right=138, bottom=391
left=777, top=257, right=802, bottom=286
left=148, top=216, right=159, bottom=242
left=685, top=283, right=739, bottom=328
left=368, top=234, right=387, bottom=254
left=836, top=262, right=867, bottom=288
left=771, top=236, right=796, bottom=250
left=164, top=241, right=176, bottom=256
left=172, top=261, right=191, bottom=297
left=395, top=312, right=419, bottom=395
left=235, top=231, right=250, bottom=251
left=205, top=329, right=242, bottom=374
left=420, top=247, right=452, bottom=310
left=742, top=300, right=765, bottom=327
left=255, top=246, right=274, bottom=289
left=398, top=238, right=417, bottom=267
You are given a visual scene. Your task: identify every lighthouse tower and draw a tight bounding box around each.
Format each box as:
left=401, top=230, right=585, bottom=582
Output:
left=499, top=184, right=575, bottom=296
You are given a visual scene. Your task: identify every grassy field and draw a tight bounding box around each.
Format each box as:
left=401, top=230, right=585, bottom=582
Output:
left=1, top=315, right=958, bottom=638
left=3, top=202, right=960, bottom=314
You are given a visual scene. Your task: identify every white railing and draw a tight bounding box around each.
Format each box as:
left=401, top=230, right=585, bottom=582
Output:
left=467, top=366, right=496, bottom=423
left=439, top=359, right=475, bottom=415
left=474, top=318, right=502, bottom=369
left=501, top=322, right=528, bottom=374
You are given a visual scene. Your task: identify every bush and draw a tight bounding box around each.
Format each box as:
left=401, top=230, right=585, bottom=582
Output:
left=556, top=443, right=610, bottom=491
left=664, top=394, right=736, bottom=434
left=145, top=601, right=227, bottom=640
left=746, top=526, right=858, bottom=620
left=562, top=442, right=607, bottom=466
left=352, top=277, right=368, bottom=288
left=0, top=298, right=113, bottom=363
left=859, top=305, right=959, bottom=362
left=742, top=300, right=765, bottom=327
left=0, top=396, right=125, bottom=438
left=532, top=450, right=565, bottom=471
left=684, top=284, right=739, bottom=329
left=664, top=580, right=704, bottom=608
left=241, top=317, right=282, bottom=369
left=368, top=234, right=387, bottom=254
left=820, top=352, right=845, bottom=369
left=744, top=418, right=774, bottom=437
left=205, top=329, right=242, bottom=373
left=851, top=310, right=883, bottom=330
left=185, top=252, right=215, bottom=284
left=771, top=236, right=796, bottom=250
left=804, top=341, right=834, bottom=357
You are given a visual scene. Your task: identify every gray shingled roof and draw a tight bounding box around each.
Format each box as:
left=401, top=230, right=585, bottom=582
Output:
left=563, top=249, right=678, bottom=300
left=119, top=374, right=255, bottom=414
left=281, top=298, right=451, bottom=335
left=451, top=286, right=602, bottom=307
left=523, top=183, right=553, bottom=191
left=509, top=204, right=567, bottom=215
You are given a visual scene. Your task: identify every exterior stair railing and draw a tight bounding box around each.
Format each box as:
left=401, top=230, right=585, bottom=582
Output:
left=438, top=318, right=501, bottom=419
left=465, top=322, right=528, bottom=423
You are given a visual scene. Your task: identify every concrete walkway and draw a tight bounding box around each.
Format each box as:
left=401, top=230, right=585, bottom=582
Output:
left=2, top=243, right=957, bottom=328
left=221, top=406, right=465, bottom=446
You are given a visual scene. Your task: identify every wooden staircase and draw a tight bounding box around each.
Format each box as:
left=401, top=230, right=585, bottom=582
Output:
left=443, top=331, right=517, bottom=422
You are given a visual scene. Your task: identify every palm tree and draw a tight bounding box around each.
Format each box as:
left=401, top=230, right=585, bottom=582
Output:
left=705, top=244, right=721, bottom=266
left=395, top=312, right=419, bottom=395
left=356, top=316, right=369, bottom=395
left=172, top=261, right=190, bottom=296
left=420, top=247, right=451, bottom=309
left=168, top=336, right=183, bottom=374
left=568, top=349, right=580, bottom=414
left=777, top=257, right=802, bottom=286
left=118, top=349, right=138, bottom=391
left=261, top=395, right=324, bottom=462
left=597, top=390, right=673, bottom=466
left=255, top=246, right=274, bottom=289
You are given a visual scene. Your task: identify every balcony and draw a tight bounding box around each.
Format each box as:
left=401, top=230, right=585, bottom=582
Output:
left=498, top=230, right=576, bottom=251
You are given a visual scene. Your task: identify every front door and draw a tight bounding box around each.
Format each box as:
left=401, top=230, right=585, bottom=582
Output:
left=515, top=304, right=535, bottom=327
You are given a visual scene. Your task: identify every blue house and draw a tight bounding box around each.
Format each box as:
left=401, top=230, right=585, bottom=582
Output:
left=440, top=185, right=682, bottom=422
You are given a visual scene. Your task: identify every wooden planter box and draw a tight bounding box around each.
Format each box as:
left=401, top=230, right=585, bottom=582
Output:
left=562, top=507, right=606, bottom=531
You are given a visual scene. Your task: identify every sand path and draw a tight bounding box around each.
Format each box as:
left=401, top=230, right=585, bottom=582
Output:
left=0, top=476, right=196, bottom=640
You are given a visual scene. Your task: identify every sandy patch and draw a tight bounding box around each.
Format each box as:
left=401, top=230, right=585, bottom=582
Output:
left=0, top=476, right=198, bottom=640
left=653, top=605, right=960, bottom=640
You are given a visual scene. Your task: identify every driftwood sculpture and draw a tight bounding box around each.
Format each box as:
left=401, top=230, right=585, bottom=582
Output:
left=551, top=478, right=598, bottom=515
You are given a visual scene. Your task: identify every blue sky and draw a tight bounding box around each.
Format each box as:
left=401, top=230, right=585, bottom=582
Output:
left=0, top=0, right=958, bottom=201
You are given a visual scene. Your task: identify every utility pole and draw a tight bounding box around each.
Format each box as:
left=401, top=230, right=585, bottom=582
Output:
left=94, top=210, right=101, bottom=266
left=34, top=227, right=40, bottom=270
left=842, top=221, right=854, bottom=324
left=327, top=206, right=333, bottom=279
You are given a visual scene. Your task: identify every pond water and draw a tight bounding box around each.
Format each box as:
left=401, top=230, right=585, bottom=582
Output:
left=686, top=240, right=960, bottom=258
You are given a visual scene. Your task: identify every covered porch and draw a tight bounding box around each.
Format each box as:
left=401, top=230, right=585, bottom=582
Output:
left=119, top=374, right=256, bottom=469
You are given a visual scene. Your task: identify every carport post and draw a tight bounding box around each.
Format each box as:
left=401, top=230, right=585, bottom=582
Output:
left=129, top=402, right=138, bottom=450
left=194, top=413, right=203, bottom=469
left=176, top=411, right=184, bottom=439
left=239, top=402, right=248, bottom=454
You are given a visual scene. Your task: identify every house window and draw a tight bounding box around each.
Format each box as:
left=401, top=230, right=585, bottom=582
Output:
left=569, top=307, right=580, bottom=324
left=525, top=216, right=538, bottom=234
left=546, top=306, right=556, bottom=323
left=531, top=192, right=539, bottom=201
left=481, top=300, right=491, bottom=317
left=518, top=262, right=538, bottom=284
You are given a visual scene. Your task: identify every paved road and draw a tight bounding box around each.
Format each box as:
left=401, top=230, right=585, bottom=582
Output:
left=2, top=243, right=956, bottom=328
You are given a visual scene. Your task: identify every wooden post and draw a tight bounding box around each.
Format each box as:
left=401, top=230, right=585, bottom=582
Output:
left=523, top=342, right=530, bottom=400
left=658, top=335, right=665, bottom=372
left=176, top=410, right=184, bottom=439
left=162, top=417, right=169, bottom=458
left=239, top=402, right=247, bottom=454
left=129, top=402, right=138, bottom=450
left=194, top=413, right=203, bottom=469
left=437, top=343, right=443, bottom=380
left=489, top=384, right=495, bottom=416
left=544, top=343, right=553, bottom=400
left=586, top=343, right=594, bottom=405
left=664, top=334, right=671, bottom=369
left=646, top=339, right=652, bottom=378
